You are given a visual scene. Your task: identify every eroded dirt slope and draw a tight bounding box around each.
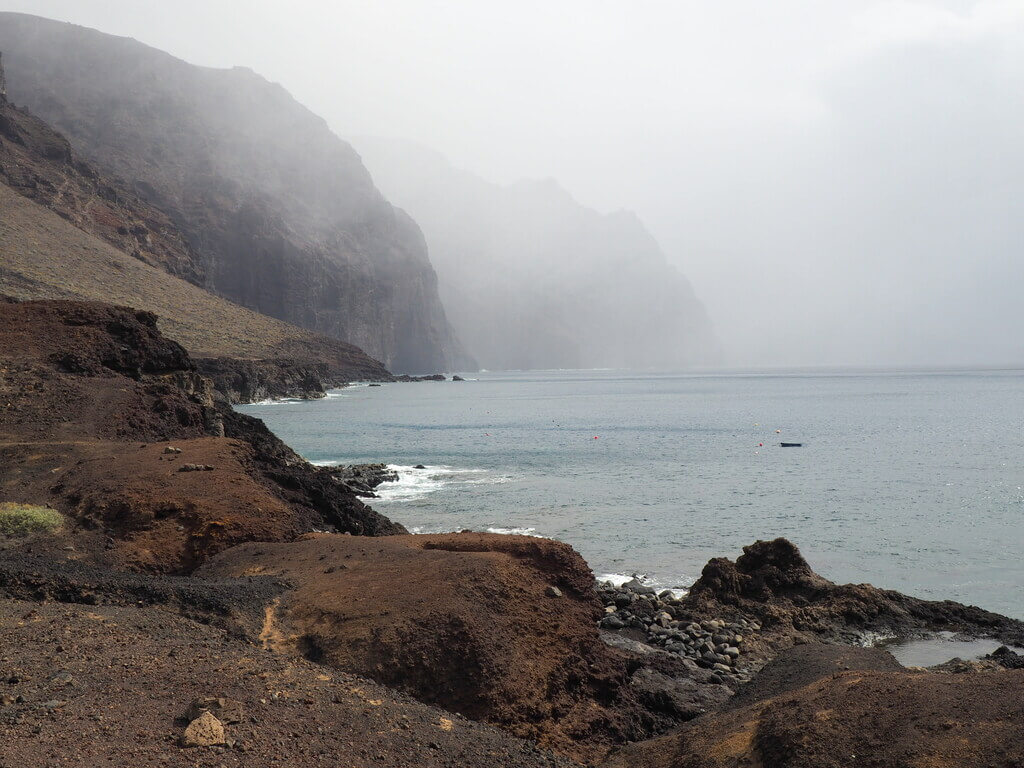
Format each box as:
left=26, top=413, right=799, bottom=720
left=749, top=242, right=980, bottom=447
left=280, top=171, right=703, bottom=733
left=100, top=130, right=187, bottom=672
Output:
left=0, top=598, right=574, bottom=768
left=198, top=532, right=734, bottom=762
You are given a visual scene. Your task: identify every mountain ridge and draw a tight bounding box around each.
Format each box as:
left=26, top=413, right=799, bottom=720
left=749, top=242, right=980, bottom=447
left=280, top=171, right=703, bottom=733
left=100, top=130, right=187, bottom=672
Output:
left=354, top=136, right=719, bottom=371
left=0, top=12, right=468, bottom=373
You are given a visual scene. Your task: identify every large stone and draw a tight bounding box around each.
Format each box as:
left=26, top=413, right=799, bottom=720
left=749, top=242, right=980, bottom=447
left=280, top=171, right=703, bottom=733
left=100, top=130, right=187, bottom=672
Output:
left=181, top=710, right=225, bottom=747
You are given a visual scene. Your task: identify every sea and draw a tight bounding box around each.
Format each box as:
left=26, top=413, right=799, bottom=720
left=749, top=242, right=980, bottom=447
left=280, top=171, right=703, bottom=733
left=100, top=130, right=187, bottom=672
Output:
left=238, top=369, right=1024, bottom=621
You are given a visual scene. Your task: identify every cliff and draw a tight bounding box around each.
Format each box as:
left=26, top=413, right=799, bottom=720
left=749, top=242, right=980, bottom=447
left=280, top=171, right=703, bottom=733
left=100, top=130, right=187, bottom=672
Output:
left=0, top=13, right=466, bottom=373
left=355, top=138, right=719, bottom=370
left=0, top=182, right=393, bottom=393
left=0, top=81, right=394, bottom=394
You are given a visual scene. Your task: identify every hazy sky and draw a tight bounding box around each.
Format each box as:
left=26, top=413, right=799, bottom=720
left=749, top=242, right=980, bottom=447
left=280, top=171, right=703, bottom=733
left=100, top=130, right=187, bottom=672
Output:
left=5, top=1, right=1022, bottom=367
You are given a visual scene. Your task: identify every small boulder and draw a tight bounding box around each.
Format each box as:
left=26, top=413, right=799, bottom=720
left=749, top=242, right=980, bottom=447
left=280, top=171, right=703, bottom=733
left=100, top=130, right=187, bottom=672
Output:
left=181, top=710, right=225, bottom=747
left=163, top=446, right=182, bottom=454
left=178, top=463, right=214, bottom=473
left=545, top=585, right=563, bottom=598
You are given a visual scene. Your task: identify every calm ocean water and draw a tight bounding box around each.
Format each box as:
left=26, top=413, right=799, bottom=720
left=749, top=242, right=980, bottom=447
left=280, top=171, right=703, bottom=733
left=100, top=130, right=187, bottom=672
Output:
left=239, top=369, right=1024, bottom=619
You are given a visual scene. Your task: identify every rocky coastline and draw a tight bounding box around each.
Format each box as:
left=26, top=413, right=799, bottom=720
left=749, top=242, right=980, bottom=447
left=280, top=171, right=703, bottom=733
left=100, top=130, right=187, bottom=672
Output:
left=1, top=296, right=1022, bottom=766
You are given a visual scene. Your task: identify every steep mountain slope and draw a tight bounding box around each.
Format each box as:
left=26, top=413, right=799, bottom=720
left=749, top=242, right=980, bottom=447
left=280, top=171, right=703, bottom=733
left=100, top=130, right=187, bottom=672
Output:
left=0, top=67, right=203, bottom=283
left=0, top=12, right=464, bottom=373
left=0, top=183, right=390, bottom=381
left=356, top=138, right=719, bottom=370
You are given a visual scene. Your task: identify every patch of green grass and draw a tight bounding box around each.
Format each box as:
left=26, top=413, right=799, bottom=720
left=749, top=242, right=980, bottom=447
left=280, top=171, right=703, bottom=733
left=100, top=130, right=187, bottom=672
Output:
left=0, top=503, right=64, bottom=537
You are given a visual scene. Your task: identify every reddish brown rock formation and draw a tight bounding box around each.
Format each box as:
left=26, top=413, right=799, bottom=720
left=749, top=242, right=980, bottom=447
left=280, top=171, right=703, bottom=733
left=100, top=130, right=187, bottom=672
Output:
left=601, top=644, right=1024, bottom=768
left=0, top=598, right=573, bottom=768
left=679, top=538, right=1024, bottom=661
left=0, top=297, right=403, bottom=574
left=197, top=532, right=727, bottom=762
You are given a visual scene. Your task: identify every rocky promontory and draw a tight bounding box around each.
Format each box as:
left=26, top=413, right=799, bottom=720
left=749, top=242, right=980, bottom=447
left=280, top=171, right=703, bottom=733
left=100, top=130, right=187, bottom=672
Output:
left=0, top=297, right=404, bottom=574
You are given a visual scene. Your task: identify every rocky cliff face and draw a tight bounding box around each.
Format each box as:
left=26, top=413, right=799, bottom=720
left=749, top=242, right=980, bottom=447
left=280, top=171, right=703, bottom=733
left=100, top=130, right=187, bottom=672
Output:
left=356, top=138, right=719, bottom=370
left=0, top=69, right=202, bottom=282
left=0, top=13, right=465, bottom=373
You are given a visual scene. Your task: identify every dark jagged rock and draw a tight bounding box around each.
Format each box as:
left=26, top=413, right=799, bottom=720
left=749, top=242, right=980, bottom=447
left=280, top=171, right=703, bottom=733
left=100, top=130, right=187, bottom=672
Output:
left=0, top=13, right=469, bottom=373
left=682, top=538, right=1024, bottom=659
left=688, top=538, right=829, bottom=604
left=395, top=373, right=447, bottom=382
left=196, top=357, right=392, bottom=404
left=325, top=464, right=399, bottom=497
left=988, top=645, right=1024, bottom=670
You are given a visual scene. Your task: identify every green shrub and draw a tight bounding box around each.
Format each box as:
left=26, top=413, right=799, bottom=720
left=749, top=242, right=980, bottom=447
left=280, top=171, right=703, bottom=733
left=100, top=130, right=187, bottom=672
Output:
left=0, top=503, right=64, bottom=536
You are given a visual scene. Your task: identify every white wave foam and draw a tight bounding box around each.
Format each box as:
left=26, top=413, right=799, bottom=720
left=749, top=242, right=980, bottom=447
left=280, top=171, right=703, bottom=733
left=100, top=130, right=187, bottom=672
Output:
left=248, top=396, right=308, bottom=406
left=596, top=572, right=689, bottom=598
left=373, top=464, right=512, bottom=504
left=309, top=459, right=340, bottom=467
left=485, top=526, right=542, bottom=537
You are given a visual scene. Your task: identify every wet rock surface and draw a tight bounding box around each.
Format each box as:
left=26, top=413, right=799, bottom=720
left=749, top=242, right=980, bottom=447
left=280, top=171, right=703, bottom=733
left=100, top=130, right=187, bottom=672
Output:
left=326, top=464, right=400, bottom=497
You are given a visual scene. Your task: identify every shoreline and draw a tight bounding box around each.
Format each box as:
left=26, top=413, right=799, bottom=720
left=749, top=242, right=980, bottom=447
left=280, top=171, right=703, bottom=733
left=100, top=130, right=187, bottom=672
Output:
left=3, top=297, right=1024, bottom=764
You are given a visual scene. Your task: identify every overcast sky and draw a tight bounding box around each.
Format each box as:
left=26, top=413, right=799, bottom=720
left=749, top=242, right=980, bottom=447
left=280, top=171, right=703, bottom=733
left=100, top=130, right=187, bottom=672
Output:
left=5, top=0, right=1022, bottom=367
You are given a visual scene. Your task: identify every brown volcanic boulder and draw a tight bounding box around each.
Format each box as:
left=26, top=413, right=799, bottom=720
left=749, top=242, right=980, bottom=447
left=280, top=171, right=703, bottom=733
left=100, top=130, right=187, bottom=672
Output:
left=601, top=662, right=1024, bottom=768
left=680, top=539, right=1024, bottom=659
left=198, top=532, right=713, bottom=761
left=689, top=538, right=830, bottom=604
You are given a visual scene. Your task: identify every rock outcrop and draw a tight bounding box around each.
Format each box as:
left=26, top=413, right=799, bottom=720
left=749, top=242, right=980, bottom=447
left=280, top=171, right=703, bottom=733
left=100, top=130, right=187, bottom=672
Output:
left=681, top=538, right=1024, bottom=660
left=196, top=357, right=391, bottom=404
left=601, top=644, right=1024, bottom=768
left=355, top=138, right=719, bottom=370
left=198, top=532, right=733, bottom=762
left=0, top=12, right=467, bottom=373
left=0, top=297, right=404, bottom=573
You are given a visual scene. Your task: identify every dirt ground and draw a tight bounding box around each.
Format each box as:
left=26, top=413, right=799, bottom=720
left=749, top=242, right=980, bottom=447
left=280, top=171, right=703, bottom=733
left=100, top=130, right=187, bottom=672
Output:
left=0, top=598, right=575, bottom=768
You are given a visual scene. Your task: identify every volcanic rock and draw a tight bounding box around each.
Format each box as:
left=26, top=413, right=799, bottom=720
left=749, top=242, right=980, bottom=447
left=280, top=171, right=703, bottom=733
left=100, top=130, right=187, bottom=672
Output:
left=0, top=297, right=404, bottom=573
left=198, top=531, right=726, bottom=761
left=680, top=538, right=1024, bottom=660
left=601, top=644, right=1024, bottom=768
left=181, top=710, right=225, bottom=747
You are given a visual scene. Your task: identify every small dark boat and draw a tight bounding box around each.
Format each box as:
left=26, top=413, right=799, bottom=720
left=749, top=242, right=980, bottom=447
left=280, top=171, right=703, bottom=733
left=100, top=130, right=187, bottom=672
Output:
left=779, top=442, right=803, bottom=447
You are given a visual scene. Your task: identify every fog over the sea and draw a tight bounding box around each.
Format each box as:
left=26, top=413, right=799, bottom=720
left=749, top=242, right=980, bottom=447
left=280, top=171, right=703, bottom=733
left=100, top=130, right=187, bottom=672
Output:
left=9, top=0, right=1022, bottom=368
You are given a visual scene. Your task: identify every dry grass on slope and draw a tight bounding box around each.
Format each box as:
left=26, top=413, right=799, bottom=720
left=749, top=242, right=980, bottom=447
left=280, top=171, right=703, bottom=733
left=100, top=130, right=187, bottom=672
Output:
left=0, top=183, right=365, bottom=364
